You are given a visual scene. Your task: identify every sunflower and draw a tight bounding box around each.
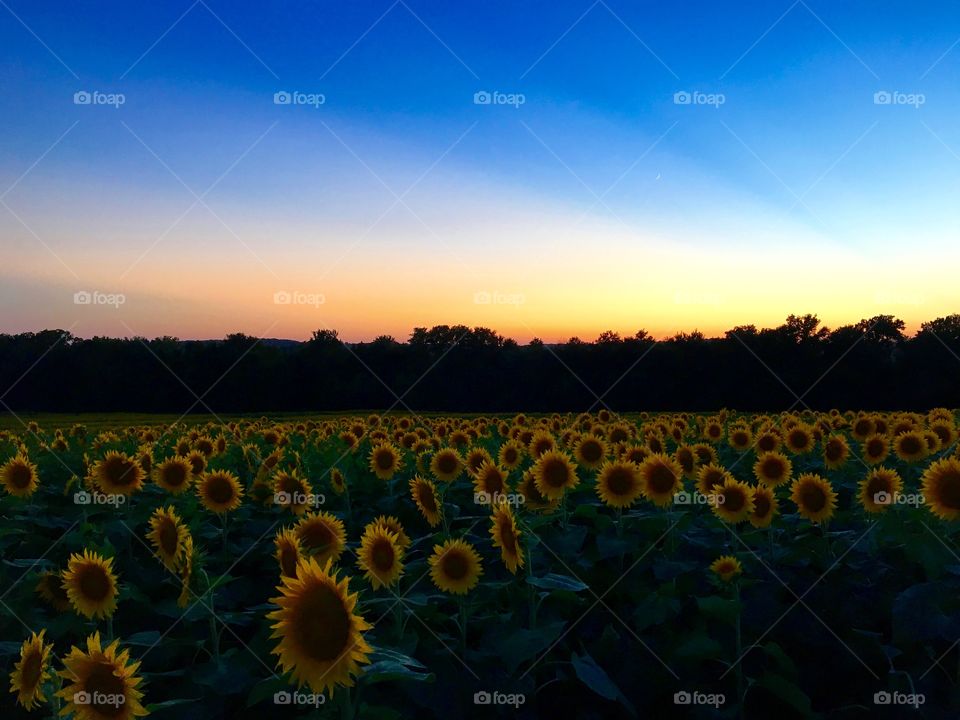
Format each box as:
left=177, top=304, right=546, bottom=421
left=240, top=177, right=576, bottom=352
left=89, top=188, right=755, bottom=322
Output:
left=703, top=420, right=724, bottom=444
left=822, top=435, right=850, bottom=470
left=147, top=506, right=188, bottom=571
left=274, top=470, right=314, bottom=515
left=692, top=443, right=719, bottom=467
left=858, top=467, right=904, bottom=513
left=57, top=632, right=147, bottom=720
left=409, top=476, right=443, bottom=527
left=429, top=448, right=463, bottom=483
left=712, top=478, right=755, bottom=524
left=197, top=470, right=243, bottom=514
left=329, top=468, right=347, bottom=495
left=152, top=456, right=194, bottom=494
left=851, top=415, right=876, bottom=441
left=784, top=425, right=815, bottom=455
left=528, top=431, right=556, bottom=459
left=893, top=431, right=928, bottom=463
left=429, top=538, right=483, bottom=594
left=754, top=430, right=782, bottom=454
left=464, top=448, right=494, bottom=477
left=295, top=511, right=347, bottom=565
left=497, top=441, right=524, bottom=470
left=372, top=515, right=411, bottom=549
left=748, top=485, right=777, bottom=528
left=710, top=555, right=742, bottom=583
left=356, top=525, right=404, bottom=589
left=861, top=434, right=890, bottom=465
left=9, top=630, right=53, bottom=710
left=637, top=454, right=683, bottom=506
left=91, top=451, right=144, bottom=495
left=177, top=534, right=194, bottom=609
left=489, top=501, right=524, bottom=573
left=473, top=461, right=508, bottom=498
left=728, top=426, right=753, bottom=452
left=275, top=529, right=302, bottom=579
left=696, top=463, right=732, bottom=497
left=518, top=470, right=559, bottom=513
left=595, top=460, right=643, bottom=508
left=0, top=454, right=39, bottom=497
left=929, top=421, right=957, bottom=450
left=922, top=457, right=960, bottom=520
left=185, top=450, right=207, bottom=477
left=790, top=474, right=837, bottom=524
left=674, top=445, right=698, bottom=480
left=36, top=570, right=72, bottom=612
left=752, top=452, right=792, bottom=488
left=369, top=443, right=402, bottom=481
left=268, top=557, right=371, bottom=696
left=62, top=550, right=119, bottom=619
left=532, top=450, right=579, bottom=500
left=574, top=434, right=608, bottom=470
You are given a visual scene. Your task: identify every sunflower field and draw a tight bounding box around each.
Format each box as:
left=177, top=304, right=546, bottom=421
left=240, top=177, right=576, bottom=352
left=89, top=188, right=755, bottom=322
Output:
left=3, top=409, right=960, bottom=718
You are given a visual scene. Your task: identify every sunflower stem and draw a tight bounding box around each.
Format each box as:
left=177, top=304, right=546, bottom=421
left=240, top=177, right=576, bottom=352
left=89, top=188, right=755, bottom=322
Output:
left=106, top=616, right=114, bottom=643
left=208, top=614, right=220, bottom=665
left=458, top=596, right=469, bottom=656
left=525, top=532, right=537, bottom=629
left=734, top=581, right=745, bottom=720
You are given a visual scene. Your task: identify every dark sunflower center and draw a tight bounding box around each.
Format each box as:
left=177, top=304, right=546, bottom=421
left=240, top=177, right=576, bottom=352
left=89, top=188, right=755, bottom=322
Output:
left=375, top=451, right=394, bottom=470
left=762, top=459, right=784, bottom=479
left=189, top=456, right=205, bottom=475
left=800, top=484, right=826, bottom=512
left=437, top=453, right=457, bottom=474
left=79, top=566, right=110, bottom=601
left=647, top=464, right=677, bottom=494
left=757, top=435, right=776, bottom=452
left=300, top=522, right=334, bottom=551
left=21, top=648, right=42, bottom=687
left=789, top=431, right=810, bottom=450
left=866, top=475, right=892, bottom=500
left=9, top=463, right=32, bottom=488
left=442, top=552, right=469, bottom=580
left=163, top=464, right=187, bottom=487
left=296, top=582, right=351, bottom=662
left=867, top=439, right=885, bottom=457
left=606, top=467, right=634, bottom=496
left=936, top=470, right=960, bottom=510
left=499, top=520, right=517, bottom=550
left=825, top=441, right=844, bottom=461
left=371, top=539, right=395, bottom=571
left=85, top=660, right=127, bottom=716
left=280, top=545, right=298, bottom=577
left=900, top=436, right=922, bottom=455
left=105, top=458, right=137, bottom=486
left=580, top=441, right=603, bottom=462
left=723, top=489, right=746, bottom=512
left=206, top=476, right=235, bottom=505
left=159, top=520, right=179, bottom=556
left=481, top=471, right=504, bottom=495
left=753, top=494, right=770, bottom=518
left=418, top=486, right=437, bottom=513
left=503, top=448, right=518, bottom=464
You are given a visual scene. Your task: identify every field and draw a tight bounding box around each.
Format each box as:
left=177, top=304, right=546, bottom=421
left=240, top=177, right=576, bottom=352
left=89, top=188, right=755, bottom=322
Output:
left=3, top=410, right=960, bottom=718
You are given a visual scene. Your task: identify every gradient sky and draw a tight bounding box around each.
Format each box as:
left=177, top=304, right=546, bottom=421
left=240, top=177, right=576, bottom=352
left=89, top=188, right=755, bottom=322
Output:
left=1, top=1, right=958, bottom=342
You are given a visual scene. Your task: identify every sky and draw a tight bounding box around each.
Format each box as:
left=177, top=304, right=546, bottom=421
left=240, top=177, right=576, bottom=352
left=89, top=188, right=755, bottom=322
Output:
left=1, top=0, right=958, bottom=343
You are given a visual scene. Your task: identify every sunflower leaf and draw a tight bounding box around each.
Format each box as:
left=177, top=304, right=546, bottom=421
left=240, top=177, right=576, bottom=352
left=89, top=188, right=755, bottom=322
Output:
left=527, top=573, right=588, bottom=592
left=570, top=651, right=636, bottom=717
left=360, top=660, right=435, bottom=685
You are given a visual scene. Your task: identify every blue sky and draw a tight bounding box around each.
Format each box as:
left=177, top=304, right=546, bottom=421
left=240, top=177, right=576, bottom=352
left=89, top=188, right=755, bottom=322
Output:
left=1, top=1, right=959, bottom=340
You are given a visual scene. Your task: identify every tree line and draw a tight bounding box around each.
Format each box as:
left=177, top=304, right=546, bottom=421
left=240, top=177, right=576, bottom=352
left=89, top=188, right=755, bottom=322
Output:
left=1, top=314, right=958, bottom=413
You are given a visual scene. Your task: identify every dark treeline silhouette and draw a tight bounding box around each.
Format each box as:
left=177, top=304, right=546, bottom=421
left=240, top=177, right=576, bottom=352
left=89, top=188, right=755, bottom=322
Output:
left=1, top=314, right=958, bottom=413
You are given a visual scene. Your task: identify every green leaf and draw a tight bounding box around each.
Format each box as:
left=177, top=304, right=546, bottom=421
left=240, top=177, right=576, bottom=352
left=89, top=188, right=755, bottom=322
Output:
left=674, top=634, right=723, bottom=661
left=527, top=573, right=588, bottom=592
left=696, top=595, right=740, bottom=625
left=571, top=651, right=636, bottom=717
left=495, top=620, right=567, bottom=672
left=756, top=672, right=815, bottom=718
left=360, top=661, right=434, bottom=685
